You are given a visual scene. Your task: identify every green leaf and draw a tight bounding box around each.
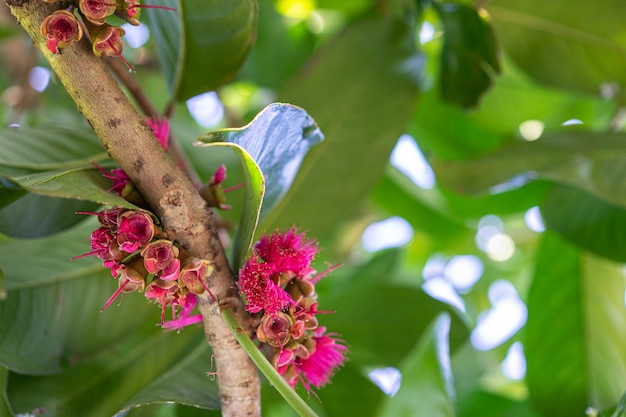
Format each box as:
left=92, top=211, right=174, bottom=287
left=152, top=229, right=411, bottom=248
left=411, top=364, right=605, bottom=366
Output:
left=5, top=168, right=136, bottom=208
left=323, top=285, right=469, bottom=367
left=195, top=103, right=323, bottom=267
left=0, top=193, right=99, bottom=238
left=145, top=0, right=258, bottom=101
left=487, top=0, right=626, bottom=96
left=436, top=2, right=500, bottom=108
left=0, top=217, right=104, bottom=291
left=432, top=131, right=626, bottom=209
left=371, top=168, right=470, bottom=243
left=264, top=13, right=421, bottom=240
left=457, top=390, right=542, bottom=417
left=542, top=184, right=626, bottom=262
left=117, top=342, right=219, bottom=414
left=0, top=124, right=106, bottom=171
left=525, top=232, right=626, bottom=415
left=375, top=314, right=456, bottom=417
left=5, top=326, right=211, bottom=417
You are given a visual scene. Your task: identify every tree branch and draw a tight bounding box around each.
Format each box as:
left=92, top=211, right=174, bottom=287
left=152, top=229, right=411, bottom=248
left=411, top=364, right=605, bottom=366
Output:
left=4, top=1, right=260, bottom=416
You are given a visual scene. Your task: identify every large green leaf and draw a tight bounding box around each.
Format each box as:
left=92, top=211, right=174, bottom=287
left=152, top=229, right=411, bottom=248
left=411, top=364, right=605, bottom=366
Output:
left=542, top=184, right=626, bottom=262
left=432, top=131, right=626, bottom=209
left=144, top=0, right=258, bottom=101
left=5, top=326, right=212, bottom=417
left=457, top=390, right=542, bottom=417
left=3, top=168, right=136, bottom=208
left=323, top=285, right=469, bottom=367
left=487, top=0, right=626, bottom=97
left=372, top=168, right=471, bottom=243
left=195, top=103, right=323, bottom=267
left=0, top=125, right=106, bottom=171
left=525, top=232, right=626, bottom=415
left=0, top=217, right=105, bottom=291
left=435, top=2, right=500, bottom=108
left=375, top=314, right=456, bottom=417
left=0, top=270, right=155, bottom=375
left=0, top=194, right=99, bottom=238
left=264, top=12, right=421, bottom=240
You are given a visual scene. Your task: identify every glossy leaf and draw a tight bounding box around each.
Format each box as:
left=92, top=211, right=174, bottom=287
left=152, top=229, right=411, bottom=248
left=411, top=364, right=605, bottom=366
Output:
left=145, top=0, right=258, bottom=101
left=371, top=168, right=471, bottom=243
left=525, top=232, right=626, bottom=415
left=263, top=13, right=422, bottom=240
left=487, top=0, right=626, bottom=96
left=0, top=125, right=106, bottom=171
left=116, top=342, right=219, bottom=415
left=432, top=131, right=626, bottom=209
left=5, top=168, right=136, bottom=208
left=195, top=103, right=323, bottom=267
left=436, top=2, right=500, bottom=108
left=323, top=285, right=469, bottom=366
left=542, top=184, right=626, bottom=262
left=0, top=193, right=98, bottom=238
left=0, top=217, right=104, bottom=291
left=6, top=326, right=210, bottom=417
left=457, top=390, right=542, bottom=417
left=376, top=314, right=455, bottom=417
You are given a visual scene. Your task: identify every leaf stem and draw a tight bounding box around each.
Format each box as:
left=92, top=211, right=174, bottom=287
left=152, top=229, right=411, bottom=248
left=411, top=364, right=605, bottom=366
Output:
left=221, top=308, right=320, bottom=417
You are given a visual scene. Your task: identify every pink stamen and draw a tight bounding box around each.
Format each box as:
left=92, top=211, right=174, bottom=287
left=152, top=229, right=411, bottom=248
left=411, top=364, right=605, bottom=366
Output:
left=308, top=263, right=342, bottom=285
left=223, top=183, right=245, bottom=193
left=101, top=278, right=129, bottom=312
left=129, top=4, right=176, bottom=11
left=108, top=39, right=135, bottom=72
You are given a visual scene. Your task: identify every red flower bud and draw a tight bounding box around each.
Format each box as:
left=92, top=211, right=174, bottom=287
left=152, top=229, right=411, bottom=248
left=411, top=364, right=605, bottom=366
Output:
left=40, top=10, right=83, bottom=54
left=141, top=239, right=180, bottom=280
left=91, top=24, right=135, bottom=72
left=79, top=0, right=117, bottom=26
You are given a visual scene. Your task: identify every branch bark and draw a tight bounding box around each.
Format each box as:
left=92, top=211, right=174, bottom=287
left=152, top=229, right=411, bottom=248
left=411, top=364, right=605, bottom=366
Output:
left=4, top=1, right=260, bottom=416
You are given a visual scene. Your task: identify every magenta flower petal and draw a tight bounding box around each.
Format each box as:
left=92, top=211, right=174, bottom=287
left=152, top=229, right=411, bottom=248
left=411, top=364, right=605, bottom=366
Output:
left=297, top=328, right=347, bottom=389
left=254, top=228, right=319, bottom=277
left=117, top=210, right=155, bottom=252
left=238, top=255, right=293, bottom=316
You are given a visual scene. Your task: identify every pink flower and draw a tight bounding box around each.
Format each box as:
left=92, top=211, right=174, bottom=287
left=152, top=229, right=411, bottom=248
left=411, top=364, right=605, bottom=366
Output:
left=178, top=258, right=214, bottom=298
left=162, top=293, right=203, bottom=331
left=297, top=329, right=347, bottom=389
left=40, top=10, right=83, bottom=54
left=277, top=327, right=347, bottom=391
left=238, top=255, right=294, bottom=316
left=94, top=163, right=132, bottom=197
left=78, top=0, right=117, bottom=26
left=116, top=210, right=156, bottom=252
left=254, top=228, right=319, bottom=278
left=146, top=116, right=170, bottom=149
left=141, top=239, right=180, bottom=280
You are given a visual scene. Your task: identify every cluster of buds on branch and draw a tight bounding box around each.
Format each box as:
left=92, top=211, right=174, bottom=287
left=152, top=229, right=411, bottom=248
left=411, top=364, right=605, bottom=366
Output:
left=40, top=0, right=174, bottom=71
left=74, top=206, right=214, bottom=329
left=239, top=228, right=347, bottom=392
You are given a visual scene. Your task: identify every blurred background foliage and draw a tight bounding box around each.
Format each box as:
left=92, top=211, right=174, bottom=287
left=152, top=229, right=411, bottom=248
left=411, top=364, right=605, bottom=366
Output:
left=0, top=0, right=625, bottom=416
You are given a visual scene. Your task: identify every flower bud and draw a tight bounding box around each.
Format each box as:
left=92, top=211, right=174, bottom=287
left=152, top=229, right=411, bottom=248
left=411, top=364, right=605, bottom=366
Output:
left=257, top=312, right=295, bottom=347
left=141, top=239, right=180, bottom=280
left=79, top=0, right=117, bottom=26
left=40, top=10, right=83, bottom=54
left=90, top=24, right=135, bottom=72
left=116, top=209, right=157, bottom=253
left=179, top=258, right=214, bottom=295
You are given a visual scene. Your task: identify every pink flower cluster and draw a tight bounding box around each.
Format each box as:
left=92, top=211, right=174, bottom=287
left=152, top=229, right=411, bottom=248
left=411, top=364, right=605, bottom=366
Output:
left=238, top=228, right=347, bottom=391
left=40, top=0, right=174, bottom=71
left=75, top=207, right=213, bottom=329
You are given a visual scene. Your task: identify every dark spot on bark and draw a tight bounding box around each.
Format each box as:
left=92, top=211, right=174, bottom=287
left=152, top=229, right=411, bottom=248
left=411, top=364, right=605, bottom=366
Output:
left=162, top=174, right=174, bottom=187
left=133, top=157, right=144, bottom=172
left=114, top=95, right=124, bottom=104
left=108, top=118, right=121, bottom=128
left=6, top=0, right=29, bottom=6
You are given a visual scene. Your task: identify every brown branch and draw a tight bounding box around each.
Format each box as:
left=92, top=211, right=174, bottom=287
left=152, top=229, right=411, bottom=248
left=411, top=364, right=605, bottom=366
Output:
left=4, top=1, right=260, bottom=416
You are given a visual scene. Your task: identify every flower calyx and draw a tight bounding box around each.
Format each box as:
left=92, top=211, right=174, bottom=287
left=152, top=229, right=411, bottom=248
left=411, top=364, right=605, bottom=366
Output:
left=40, top=9, right=83, bottom=54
